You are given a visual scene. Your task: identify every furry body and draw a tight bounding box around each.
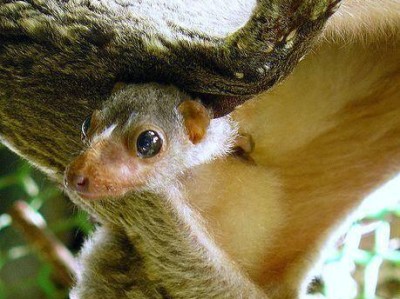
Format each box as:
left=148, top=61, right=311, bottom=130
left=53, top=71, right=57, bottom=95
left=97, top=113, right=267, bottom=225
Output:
left=73, top=6, right=400, bottom=297
left=65, top=83, right=266, bottom=298
left=0, top=0, right=399, bottom=298
left=187, top=2, right=400, bottom=297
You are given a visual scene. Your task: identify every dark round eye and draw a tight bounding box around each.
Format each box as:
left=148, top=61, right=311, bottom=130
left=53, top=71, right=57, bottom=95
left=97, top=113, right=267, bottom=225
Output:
left=81, top=115, right=91, bottom=141
left=136, top=130, right=163, bottom=158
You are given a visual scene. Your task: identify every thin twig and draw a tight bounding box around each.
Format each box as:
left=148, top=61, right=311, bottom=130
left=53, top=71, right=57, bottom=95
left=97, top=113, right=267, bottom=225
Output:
left=8, top=200, right=77, bottom=288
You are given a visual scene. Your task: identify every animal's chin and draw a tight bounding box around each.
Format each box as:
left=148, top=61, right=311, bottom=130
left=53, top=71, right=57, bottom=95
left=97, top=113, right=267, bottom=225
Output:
left=72, top=188, right=131, bottom=201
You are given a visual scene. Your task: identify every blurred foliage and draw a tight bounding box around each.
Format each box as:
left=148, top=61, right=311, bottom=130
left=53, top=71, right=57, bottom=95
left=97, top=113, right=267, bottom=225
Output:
left=309, top=176, right=400, bottom=299
left=0, top=145, right=92, bottom=299
left=0, top=144, right=399, bottom=299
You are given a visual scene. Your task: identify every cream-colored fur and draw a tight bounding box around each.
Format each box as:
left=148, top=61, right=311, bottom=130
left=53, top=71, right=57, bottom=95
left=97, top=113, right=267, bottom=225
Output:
left=184, top=158, right=283, bottom=279
left=185, top=1, right=400, bottom=297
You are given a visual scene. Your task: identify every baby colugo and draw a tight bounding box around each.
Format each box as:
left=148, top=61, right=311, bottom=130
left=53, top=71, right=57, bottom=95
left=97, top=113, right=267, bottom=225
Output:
left=65, top=83, right=245, bottom=199
left=64, top=83, right=265, bottom=299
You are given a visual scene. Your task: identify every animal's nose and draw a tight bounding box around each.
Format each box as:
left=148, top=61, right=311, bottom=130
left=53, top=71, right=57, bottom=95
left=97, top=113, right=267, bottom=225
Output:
left=73, top=175, right=89, bottom=192
left=66, top=173, right=89, bottom=193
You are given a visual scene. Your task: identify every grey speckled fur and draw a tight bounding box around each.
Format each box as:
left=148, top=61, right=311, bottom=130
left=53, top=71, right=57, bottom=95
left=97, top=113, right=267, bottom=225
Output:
left=0, top=0, right=341, bottom=116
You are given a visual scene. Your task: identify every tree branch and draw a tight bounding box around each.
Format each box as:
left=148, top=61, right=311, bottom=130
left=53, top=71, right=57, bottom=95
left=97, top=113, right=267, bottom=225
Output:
left=8, top=200, right=77, bottom=288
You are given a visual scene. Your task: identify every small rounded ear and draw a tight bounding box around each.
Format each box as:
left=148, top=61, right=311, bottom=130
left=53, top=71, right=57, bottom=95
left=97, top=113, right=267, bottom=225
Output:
left=178, top=100, right=211, bottom=144
left=111, top=82, right=128, bottom=94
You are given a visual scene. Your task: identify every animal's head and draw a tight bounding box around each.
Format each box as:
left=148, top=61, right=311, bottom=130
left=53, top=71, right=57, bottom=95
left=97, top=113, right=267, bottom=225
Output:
left=64, top=83, right=237, bottom=200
